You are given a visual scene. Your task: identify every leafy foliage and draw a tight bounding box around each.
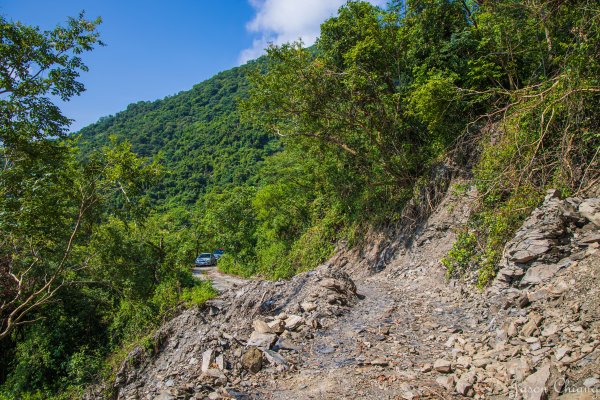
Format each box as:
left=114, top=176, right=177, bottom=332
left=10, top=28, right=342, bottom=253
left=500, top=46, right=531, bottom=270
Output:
left=2, top=0, right=598, bottom=397
left=0, top=15, right=216, bottom=399
left=77, top=60, right=278, bottom=207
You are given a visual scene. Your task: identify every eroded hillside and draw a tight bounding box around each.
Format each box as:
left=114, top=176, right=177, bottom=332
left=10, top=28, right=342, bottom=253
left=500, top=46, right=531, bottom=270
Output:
left=97, top=182, right=600, bottom=400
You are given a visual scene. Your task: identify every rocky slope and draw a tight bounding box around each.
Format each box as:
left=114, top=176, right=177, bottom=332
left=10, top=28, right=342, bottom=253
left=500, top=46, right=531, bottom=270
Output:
left=101, top=183, right=600, bottom=400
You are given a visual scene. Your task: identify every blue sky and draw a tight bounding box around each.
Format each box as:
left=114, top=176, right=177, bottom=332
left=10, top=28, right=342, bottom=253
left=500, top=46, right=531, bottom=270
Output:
left=1, top=0, right=385, bottom=131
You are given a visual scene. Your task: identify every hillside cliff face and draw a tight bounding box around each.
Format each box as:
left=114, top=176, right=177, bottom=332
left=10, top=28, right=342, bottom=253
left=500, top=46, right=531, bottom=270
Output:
left=95, top=181, right=599, bottom=400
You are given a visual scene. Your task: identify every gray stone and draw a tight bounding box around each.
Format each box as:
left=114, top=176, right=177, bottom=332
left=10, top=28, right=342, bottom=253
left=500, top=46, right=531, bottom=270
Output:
left=579, top=199, right=600, bottom=226
left=252, top=319, right=272, bottom=334
left=436, top=375, right=455, bottom=391
left=247, top=331, right=277, bottom=349
left=521, top=364, right=550, bottom=400
left=433, top=358, right=452, bottom=373
left=284, top=315, right=304, bottom=331
left=522, top=264, right=563, bottom=285
left=201, top=349, right=214, bottom=373
left=263, top=349, right=289, bottom=368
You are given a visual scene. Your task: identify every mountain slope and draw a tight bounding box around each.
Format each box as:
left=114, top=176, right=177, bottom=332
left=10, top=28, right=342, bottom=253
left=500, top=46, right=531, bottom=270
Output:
left=104, top=179, right=600, bottom=400
left=78, top=59, right=277, bottom=207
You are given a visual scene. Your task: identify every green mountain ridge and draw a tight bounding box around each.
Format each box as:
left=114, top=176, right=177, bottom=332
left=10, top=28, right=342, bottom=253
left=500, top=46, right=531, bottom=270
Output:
left=77, top=59, right=277, bottom=207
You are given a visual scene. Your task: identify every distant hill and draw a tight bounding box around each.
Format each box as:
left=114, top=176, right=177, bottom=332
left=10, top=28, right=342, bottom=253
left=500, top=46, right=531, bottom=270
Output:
left=77, top=59, right=277, bottom=207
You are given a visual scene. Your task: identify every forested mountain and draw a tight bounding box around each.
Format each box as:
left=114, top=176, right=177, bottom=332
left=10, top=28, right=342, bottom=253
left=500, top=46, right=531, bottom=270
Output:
left=1, top=0, right=598, bottom=398
left=77, top=0, right=599, bottom=285
left=78, top=60, right=277, bottom=207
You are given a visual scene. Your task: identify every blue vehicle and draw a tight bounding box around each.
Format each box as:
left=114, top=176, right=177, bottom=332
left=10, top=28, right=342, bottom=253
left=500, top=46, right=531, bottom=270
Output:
left=213, top=248, right=225, bottom=260
left=195, top=253, right=216, bottom=267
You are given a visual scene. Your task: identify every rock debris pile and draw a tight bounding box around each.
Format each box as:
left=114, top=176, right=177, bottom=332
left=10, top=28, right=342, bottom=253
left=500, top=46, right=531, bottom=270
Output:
left=95, top=187, right=598, bottom=400
left=105, top=266, right=359, bottom=399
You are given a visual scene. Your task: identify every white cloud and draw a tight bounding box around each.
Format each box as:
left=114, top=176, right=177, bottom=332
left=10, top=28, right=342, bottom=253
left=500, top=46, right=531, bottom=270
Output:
left=240, top=0, right=387, bottom=63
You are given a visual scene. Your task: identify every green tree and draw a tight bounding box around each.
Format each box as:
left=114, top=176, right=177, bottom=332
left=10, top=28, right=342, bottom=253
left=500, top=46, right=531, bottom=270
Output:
left=0, top=12, right=103, bottom=341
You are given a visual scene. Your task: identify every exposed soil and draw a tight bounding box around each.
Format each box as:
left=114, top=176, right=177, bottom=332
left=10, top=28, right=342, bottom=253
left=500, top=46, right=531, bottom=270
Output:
left=105, top=184, right=600, bottom=400
left=193, top=267, right=247, bottom=293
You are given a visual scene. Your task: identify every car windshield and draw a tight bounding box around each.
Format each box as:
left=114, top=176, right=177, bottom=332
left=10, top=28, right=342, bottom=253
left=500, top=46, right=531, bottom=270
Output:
left=198, top=253, right=212, bottom=259
left=214, top=249, right=224, bottom=255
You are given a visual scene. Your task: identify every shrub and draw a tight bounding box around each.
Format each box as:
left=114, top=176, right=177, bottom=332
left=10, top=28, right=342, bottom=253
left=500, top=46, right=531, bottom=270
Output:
left=442, top=231, right=479, bottom=280
left=181, top=281, right=217, bottom=307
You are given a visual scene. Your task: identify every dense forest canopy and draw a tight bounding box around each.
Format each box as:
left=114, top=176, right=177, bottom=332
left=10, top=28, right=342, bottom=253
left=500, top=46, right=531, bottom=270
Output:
left=1, top=0, right=598, bottom=398
left=0, top=13, right=216, bottom=399
left=77, top=60, right=279, bottom=207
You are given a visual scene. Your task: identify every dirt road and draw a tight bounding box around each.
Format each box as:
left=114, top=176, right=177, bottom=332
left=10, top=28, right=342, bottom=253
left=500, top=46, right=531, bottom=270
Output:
left=192, top=266, right=247, bottom=292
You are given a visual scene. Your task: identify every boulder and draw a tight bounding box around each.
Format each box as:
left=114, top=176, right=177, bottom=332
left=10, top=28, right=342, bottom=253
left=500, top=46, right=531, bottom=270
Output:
left=433, top=359, right=452, bottom=373
left=436, top=375, right=455, bottom=391
left=521, top=364, right=550, bottom=400
left=284, top=315, right=304, bottom=331
left=201, top=349, right=214, bottom=373
left=579, top=199, right=600, bottom=226
left=521, top=263, right=564, bottom=286
left=247, top=331, right=277, bottom=349
left=252, top=319, right=272, bottom=334
left=241, top=347, right=263, bottom=373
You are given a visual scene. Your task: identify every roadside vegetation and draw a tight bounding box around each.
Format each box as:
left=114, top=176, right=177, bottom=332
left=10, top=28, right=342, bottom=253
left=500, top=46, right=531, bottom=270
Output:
left=0, top=14, right=216, bottom=399
left=1, top=0, right=598, bottom=397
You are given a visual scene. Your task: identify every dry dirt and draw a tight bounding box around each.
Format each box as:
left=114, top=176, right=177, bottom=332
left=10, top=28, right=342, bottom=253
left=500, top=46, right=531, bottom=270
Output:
left=106, top=183, right=600, bottom=400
